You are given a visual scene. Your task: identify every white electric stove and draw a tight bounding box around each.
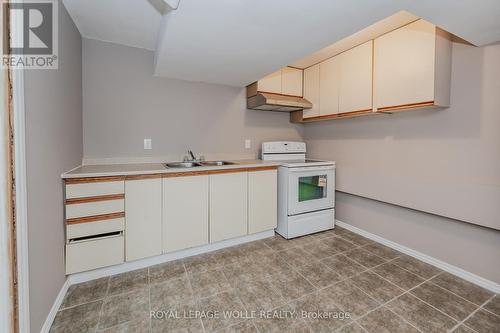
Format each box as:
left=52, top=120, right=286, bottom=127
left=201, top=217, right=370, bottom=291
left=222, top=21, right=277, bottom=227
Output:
left=262, top=142, right=336, bottom=239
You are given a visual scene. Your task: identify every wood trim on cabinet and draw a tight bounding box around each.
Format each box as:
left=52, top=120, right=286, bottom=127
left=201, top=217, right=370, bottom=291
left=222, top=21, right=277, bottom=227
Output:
left=246, top=82, right=258, bottom=97
left=66, top=212, right=125, bottom=225
left=207, top=168, right=251, bottom=175
left=65, top=176, right=125, bottom=184
left=292, top=108, right=376, bottom=123
left=162, top=166, right=278, bottom=178
left=377, top=101, right=435, bottom=112
left=163, top=170, right=210, bottom=178
left=256, top=90, right=303, bottom=98
left=125, top=174, right=163, bottom=181
left=247, top=166, right=278, bottom=172
left=65, top=194, right=125, bottom=205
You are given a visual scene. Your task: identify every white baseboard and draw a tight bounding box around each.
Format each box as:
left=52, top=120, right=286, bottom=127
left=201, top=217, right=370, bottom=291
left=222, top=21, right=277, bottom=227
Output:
left=68, top=230, right=274, bottom=285
left=40, top=278, right=70, bottom=333
left=336, top=220, right=500, bottom=294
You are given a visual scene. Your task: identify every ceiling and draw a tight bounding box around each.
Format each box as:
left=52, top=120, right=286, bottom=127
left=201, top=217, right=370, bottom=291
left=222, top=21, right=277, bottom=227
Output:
left=63, top=0, right=162, bottom=50
left=64, top=0, right=500, bottom=87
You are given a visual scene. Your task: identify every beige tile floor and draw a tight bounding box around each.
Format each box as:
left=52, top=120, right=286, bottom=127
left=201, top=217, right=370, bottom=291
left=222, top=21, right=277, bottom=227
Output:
left=50, top=227, right=499, bottom=333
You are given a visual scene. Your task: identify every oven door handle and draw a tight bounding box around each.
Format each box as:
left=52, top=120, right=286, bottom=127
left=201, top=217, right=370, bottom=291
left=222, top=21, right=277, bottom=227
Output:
left=288, top=165, right=335, bottom=173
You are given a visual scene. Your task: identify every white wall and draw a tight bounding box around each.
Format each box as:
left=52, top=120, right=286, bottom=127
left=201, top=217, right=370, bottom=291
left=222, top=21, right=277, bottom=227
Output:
left=304, top=43, right=500, bottom=283
left=24, top=2, right=82, bottom=331
left=82, top=39, right=303, bottom=163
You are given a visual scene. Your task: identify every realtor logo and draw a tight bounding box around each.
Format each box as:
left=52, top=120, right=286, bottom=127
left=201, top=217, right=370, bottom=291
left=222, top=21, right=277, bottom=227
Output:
left=2, top=0, right=58, bottom=69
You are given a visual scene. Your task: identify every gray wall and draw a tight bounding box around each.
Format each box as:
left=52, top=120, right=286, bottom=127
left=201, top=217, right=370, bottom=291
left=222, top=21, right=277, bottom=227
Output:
left=304, top=43, right=500, bottom=283
left=24, top=2, right=82, bottom=331
left=82, top=38, right=303, bottom=162
left=305, top=42, right=500, bottom=230
left=336, top=192, right=500, bottom=284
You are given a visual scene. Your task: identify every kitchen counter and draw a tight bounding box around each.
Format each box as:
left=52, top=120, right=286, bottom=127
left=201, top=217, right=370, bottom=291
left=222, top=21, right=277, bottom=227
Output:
left=62, top=159, right=281, bottom=179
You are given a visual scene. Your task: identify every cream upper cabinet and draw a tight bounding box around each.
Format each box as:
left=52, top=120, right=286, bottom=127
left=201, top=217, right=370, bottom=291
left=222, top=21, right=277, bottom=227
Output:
left=319, top=56, right=341, bottom=115
left=248, top=169, right=277, bottom=234
left=302, top=64, right=320, bottom=118
left=210, top=172, right=248, bottom=243
left=163, top=175, right=209, bottom=253
left=125, top=178, right=162, bottom=261
left=250, top=67, right=303, bottom=97
left=374, top=19, right=451, bottom=110
left=257, top=69, right=281, bottom=94
left=281, top=67, right=303, bottom=97
left=339, top=41, right=373, bottom=113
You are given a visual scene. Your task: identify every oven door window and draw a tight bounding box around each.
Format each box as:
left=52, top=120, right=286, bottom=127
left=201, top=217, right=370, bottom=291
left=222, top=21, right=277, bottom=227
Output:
left=298, top=175, right=327, bottom=202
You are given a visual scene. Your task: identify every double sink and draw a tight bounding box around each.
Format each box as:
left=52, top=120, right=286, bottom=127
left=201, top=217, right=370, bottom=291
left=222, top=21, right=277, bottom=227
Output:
left=165, top=161, right=236, bottom=168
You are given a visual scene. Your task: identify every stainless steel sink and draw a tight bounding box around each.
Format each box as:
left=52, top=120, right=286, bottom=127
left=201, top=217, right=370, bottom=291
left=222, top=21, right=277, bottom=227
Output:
left=165, top=162, right=202, bottom=168
left=200, top=161, right=236, bottom=166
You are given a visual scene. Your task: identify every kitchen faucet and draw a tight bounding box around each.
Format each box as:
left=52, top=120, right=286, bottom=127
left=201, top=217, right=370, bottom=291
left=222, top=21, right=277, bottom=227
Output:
left=184, top=150, right=204, bottom=162
left=188, top=150, right=196, bottom=161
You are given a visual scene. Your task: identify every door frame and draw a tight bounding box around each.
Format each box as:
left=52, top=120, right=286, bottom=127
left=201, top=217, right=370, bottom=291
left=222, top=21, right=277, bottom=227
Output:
left=5, top=0, right=31, bottom=331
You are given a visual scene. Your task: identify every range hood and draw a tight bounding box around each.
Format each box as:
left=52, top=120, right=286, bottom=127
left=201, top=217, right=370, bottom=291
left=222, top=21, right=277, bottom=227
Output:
left=247, top=92, right=313, bottom=111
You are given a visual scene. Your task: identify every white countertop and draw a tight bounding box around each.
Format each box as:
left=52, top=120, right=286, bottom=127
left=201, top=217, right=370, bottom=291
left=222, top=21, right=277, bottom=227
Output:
left=62, top=159, right=281, bottom=179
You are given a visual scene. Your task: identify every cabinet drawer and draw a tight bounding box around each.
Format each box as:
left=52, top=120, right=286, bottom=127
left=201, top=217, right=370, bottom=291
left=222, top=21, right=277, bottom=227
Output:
left=66, top=199, right=124, bottom=219
left=66, top=180, right=124, bottom=199
left=66, top=218, right=124, bottom=240
left=66, top=234, right=124, bottom=274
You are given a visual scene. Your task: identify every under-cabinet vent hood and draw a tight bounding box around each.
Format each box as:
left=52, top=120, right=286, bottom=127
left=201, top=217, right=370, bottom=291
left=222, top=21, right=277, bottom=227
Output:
left=247, top=92, right=313, bottom=112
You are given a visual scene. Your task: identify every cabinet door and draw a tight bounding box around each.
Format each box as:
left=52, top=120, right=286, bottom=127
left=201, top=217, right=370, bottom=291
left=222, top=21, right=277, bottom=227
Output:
left=374, top=20, right=436, bottom=109
left=257, top=70, right=281, bottom=94
left=339, top=41, right=373, bottom=113
left=125, top=178, right=162, bottom=261
left=319, top=56, right=340, bottom=115
left=248, top=170, right=277, bottom=234
left=163, top=175, right=209, bottom=253
left=302, top=64, right=320, bottom=118
left=210, top=172, right=248, bottom=242
left=281, top=67, right=303, bottom=97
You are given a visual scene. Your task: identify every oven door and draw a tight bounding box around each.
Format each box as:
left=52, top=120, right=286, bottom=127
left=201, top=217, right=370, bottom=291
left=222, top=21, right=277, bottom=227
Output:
left=287, top=165, right=335, bottom=216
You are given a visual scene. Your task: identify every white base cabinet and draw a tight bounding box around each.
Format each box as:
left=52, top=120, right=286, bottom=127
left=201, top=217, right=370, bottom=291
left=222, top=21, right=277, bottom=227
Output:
left=210, top=172, right=248, bottom=242
left=248, top=169, right=277, bottom=234
left=64, top=166, right=278, bottom=274
left=162, top=175, right=209, bottom=253
left=66, top=234, right=124, bottom=275
left=125, top=178, right=162, bottom=261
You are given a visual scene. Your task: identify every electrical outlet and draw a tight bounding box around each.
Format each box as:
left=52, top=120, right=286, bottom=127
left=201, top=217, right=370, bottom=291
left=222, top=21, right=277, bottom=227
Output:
left=144, top=138, right=152, bottom=150
left=245, top=139, right=251, bottom=149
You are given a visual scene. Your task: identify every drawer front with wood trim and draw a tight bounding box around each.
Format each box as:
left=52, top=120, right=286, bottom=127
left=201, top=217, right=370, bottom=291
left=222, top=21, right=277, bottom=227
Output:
left=65, top=198, right=125, bottom=219
left=65, top=178, right=125, bottom=199
left=65, top=234, right=124, bottom=274
left=66, top=218, right=124, bottom=240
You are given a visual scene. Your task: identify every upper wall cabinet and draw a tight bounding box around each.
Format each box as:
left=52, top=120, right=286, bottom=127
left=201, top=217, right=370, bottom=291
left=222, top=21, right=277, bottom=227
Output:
left=319, top=55, right=341, bottom=116
left=281, top=67, right=303, bottom=96
left=303, top=64, right=320, bottom=118
left=339, top=40, right=373, bottom=113
left=315, top=40, right=372, bottom=117
left=249, top=67, right=303, bottom=97
left=257, top=69, right=282, bottom=94
left=291, top=19, right=452, bottom=123
left=374, top=20, right=451, bottom=111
